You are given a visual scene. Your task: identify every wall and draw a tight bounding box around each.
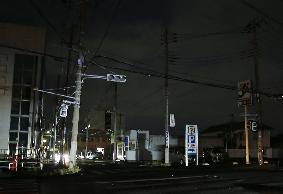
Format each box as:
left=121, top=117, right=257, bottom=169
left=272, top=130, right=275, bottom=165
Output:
left=0, top=51, right=14, bottom=150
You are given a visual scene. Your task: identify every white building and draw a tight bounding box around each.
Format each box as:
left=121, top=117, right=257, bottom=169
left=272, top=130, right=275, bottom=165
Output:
left=124, top=130, right=178, bottom=162
left=0, top=23, right=45, bottom=156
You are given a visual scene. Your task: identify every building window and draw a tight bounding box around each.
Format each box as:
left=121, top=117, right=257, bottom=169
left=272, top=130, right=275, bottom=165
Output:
left=9, top=132, right=18, bottom=142
left=11, top=101, right=20, bottom=114
left=20, top=117, right=29, bottom=131
left=9, top=54, right=37, bottom=151
left=22, top=87, right=31, bottom=99
left=10, top=116, right=19, bottom=131
left=12, top=85, right=21, bottom=99
left=21, top=101, right=30, bottom=115
left=9, top=143, right=17, bottom=155
left=18, top=132, right=28, bottom=147
left=23, top=72, right=32, bottom=85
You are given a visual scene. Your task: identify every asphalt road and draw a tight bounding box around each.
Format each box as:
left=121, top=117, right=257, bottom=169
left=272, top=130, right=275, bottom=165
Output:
left=1, top=163, right=283, bottom=194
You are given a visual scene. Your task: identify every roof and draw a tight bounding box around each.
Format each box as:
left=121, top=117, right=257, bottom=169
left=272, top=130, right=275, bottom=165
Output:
left=202, top=121, right=273, bottom=134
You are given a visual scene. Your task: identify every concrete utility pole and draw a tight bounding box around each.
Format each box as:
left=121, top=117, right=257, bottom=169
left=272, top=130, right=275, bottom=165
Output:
left=69, top=53, right=83, bottom=168
left=164, top=27, right=170, bottom=165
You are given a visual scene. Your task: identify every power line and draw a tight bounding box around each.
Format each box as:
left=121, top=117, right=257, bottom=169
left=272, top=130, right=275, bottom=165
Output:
left=240, top=0, right=283, bottom=29
left=90, top=56, right=282, bottom=98
left=94, top=0, right=122, bottom=55
left=28, top=0, right=66, bottom=42
left=0, top=43, right=66, bottom=61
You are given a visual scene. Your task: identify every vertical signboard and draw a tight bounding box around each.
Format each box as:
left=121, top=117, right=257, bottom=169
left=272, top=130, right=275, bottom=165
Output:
left=165, top=131, right=169, bottom=148
left=237, top=80, right=253, bottom=106
left=169, top=114, right=175, bottom=127
left=124, top=136, right=129, bottom=151
left=185, top=125, right=199, bottom=166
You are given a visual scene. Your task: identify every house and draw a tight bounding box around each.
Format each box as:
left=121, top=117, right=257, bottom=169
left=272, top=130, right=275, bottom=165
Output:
left=199, top=121, right=272, bottom=160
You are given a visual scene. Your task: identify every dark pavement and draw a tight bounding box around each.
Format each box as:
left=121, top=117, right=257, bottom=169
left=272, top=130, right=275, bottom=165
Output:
left=1, top=163, right=283, bottom=194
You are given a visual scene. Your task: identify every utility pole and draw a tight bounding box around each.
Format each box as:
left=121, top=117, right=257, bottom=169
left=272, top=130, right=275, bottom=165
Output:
left=244, top=105, right=250, bottom=164
left=85, top=124, right=90, bottom=157
left=245, top=19, right=265, bottom=165
left=113, top=83, right=118, bottom=161
left=53, top=116, right=58, bottom=163
left=69, top=53, right=83, bottom=168
left=253, top=25, right=264, bottom=166
left=164, top=27, right=170, bottom=165
left=69, top=0, right=86, bottom=169
left=63, top=24, right=74, bottom=154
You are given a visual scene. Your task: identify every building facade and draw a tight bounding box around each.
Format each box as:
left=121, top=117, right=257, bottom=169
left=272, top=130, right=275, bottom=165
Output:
left=0, top=23, right=45, bottom=156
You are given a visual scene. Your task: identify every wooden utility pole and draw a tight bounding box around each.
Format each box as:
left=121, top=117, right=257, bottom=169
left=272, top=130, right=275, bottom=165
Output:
left=244, top=105, right=250, bottom=164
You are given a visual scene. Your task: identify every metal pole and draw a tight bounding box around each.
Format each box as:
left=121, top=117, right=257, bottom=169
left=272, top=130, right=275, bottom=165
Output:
left=244, top=105, right=250, bottom=164
left=69, top=53, right=83, bottom=168
left=53, top=116, right=57, bottom=163
left=85, top=128, right=88, bottom=157
left=164, top=27, right=170, bottom=165
left=113, top=83, right=117, bottom=161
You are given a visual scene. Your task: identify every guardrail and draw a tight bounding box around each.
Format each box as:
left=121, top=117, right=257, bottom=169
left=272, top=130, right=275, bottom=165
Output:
left=0, top=158, right=43, bottom=172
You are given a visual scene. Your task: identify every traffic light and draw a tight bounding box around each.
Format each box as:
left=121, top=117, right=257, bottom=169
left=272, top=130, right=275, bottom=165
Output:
left=106, top=74, right=127, bottom=83
left=59, top=103, right=68, bottom=117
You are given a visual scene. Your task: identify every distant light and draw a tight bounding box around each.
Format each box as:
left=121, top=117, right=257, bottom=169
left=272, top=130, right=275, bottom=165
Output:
left=88, top=124, right=91, bottom=128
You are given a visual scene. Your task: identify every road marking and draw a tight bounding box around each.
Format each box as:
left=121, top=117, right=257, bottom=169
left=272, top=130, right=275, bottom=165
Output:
left=96, top=175, right=211, bottom=184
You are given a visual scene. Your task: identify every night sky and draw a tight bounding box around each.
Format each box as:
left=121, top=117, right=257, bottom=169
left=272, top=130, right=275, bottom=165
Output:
left=1, top=0, right=283, bottom=135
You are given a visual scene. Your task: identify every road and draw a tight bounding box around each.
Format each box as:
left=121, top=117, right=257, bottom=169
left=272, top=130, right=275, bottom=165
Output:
left=1, top=163, right=283, bottom=194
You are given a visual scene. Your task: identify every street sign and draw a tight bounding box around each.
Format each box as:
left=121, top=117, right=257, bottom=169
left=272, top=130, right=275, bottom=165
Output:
left=238, top=80, right=253, bottom=106
left=165, top=130, right=169, bottom=148
left=185, top=125, right=198, bottom=166
left=169, top=114, right=175, bottom=127
left=247, top=120, right=258, bottom=132
left=124, top=136, right=129, bottom=151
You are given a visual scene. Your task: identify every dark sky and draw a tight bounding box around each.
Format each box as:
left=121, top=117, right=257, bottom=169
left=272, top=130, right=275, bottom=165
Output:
left=1, top=0, right=283, bottom=135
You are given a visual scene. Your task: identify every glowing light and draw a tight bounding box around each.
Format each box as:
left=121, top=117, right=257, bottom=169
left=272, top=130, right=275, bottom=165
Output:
left=54, top=153, right=60, bottom=163
left=64, top=154, right=69, bottom=165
